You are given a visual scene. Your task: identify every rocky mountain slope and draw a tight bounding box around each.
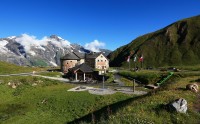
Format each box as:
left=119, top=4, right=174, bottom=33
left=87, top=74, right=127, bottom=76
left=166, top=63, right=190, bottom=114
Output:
left=0, top=34, right=111, bottom=66
left=109, top=15, right=200, bottom=67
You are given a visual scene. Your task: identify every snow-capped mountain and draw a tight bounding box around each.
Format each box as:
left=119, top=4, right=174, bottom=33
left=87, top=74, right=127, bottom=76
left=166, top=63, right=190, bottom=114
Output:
left=0, top=34, right=111, bottom=66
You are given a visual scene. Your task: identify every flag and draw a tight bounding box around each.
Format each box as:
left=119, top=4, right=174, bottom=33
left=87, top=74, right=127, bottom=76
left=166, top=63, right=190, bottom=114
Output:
left=139, top=55, right=143, bottom=62
left=127, top=56, right=130, bottom=62
left=134, top=55, right=137, bottom=62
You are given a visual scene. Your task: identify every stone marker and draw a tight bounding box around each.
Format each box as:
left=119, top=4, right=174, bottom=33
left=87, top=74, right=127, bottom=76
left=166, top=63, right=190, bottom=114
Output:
left=168, top=98, right=187, bottom=113
left=186, top=83, right=199, bottom=93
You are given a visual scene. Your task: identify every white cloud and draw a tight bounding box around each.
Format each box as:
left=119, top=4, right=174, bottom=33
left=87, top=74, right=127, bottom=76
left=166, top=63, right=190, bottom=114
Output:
left=84, top=40, right=105, bottom=52
left=15, top=34, right=71, bottom=52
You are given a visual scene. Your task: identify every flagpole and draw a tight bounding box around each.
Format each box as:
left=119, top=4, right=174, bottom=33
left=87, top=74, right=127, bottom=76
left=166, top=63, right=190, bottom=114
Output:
left=134, top=62, right=136, bottom=71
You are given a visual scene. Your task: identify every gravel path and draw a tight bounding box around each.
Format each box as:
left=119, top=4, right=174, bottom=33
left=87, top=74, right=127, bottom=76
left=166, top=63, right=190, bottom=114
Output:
left=67, top=86, right=148, bottom=95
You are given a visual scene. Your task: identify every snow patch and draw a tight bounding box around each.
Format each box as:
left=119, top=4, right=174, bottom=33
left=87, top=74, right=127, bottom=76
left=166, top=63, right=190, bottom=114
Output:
left=0, top=40, right=9, bottom=53
left=50, top=61, right=57, bottom=66
left=29, top=51, right=36, bottom=56
left=15, top=34, right=71, bottom=53
left=0, top=40, right=8, bottom=47
left=7, top=36, right=16, bottom=39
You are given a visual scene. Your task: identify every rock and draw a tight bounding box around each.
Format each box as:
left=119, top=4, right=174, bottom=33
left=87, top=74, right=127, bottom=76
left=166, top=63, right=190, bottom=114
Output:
left=12, top=84, right=17, bottom=89
left=8, top=82, right=11, bottom=86
left=32, top=83, right=37, bottom=86
left=186, top=83, right=199, bottom=93
left=168, top=98, right=187, bottom=113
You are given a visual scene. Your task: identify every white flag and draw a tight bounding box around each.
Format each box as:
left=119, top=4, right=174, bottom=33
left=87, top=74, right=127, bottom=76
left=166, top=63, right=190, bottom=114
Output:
left=127, top=56, right=130, bottom=62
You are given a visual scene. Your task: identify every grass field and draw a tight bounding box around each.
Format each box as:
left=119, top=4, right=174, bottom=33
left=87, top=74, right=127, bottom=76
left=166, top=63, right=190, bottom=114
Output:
left=77, top=76, right=200, bottom=124
left=0, top=61, right=46, bottom=74
left=0, top=61, right=200, bottom=123
left=0, top=76, right=133, bottom=124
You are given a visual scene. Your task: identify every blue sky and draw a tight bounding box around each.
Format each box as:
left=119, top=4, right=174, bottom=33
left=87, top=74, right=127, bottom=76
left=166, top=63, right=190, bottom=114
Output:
left=0, top=0, right=200, bottom=51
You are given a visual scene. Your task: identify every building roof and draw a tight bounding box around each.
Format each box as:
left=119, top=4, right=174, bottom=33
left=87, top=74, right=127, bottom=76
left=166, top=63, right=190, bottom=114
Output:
left=73, top=52, right=85, bottom=59
left=61, top=52, right=108, bottom=60
left=60, top=52, right=80, bottom=60
left=85, top=52, right=102, bottom=59
left=69, top=63, right=94, bottom=73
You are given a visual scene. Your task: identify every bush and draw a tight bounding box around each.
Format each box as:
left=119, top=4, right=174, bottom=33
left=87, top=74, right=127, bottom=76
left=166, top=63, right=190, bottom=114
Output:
left=118, top=71, right=160, bottom=85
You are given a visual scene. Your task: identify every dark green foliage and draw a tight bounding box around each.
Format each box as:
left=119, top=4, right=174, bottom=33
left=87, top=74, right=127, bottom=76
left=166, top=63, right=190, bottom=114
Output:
left=30, top=58, right=48, bottom=66
left=118, top=71, right=160, bottom=85
left=109, top=15, right=200, bottom=67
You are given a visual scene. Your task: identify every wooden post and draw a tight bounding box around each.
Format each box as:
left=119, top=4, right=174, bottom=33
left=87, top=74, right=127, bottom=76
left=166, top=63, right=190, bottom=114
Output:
left=133, top=79, right=135, bottom=92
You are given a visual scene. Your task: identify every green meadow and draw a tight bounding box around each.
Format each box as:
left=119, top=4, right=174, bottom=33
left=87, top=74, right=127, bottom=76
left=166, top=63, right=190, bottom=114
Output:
left=0, top=62, right=199, bottom=123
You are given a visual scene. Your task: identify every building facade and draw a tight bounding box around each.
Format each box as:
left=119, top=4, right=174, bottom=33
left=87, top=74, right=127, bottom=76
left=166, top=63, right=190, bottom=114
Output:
left=60, top=52, right=109, bottom=74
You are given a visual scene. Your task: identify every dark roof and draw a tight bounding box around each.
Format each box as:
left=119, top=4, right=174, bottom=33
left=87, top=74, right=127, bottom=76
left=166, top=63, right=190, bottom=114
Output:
left=86, top=52, right=109, bottom=60
left=61, top=52, right=109, bottom=60
left=86, top=52, right=101, bottom=59
left=70, top=63, right=94, bottom=73
left=73, top=52, right=85, bottom=59
left=60, top=52, right=80, bottom=60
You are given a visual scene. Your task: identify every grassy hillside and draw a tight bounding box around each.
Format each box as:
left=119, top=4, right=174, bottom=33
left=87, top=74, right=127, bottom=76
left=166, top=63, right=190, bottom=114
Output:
left=0, top=61, right=46, bottom=74
left=102, top=76, right=200, bottom=124
left=109, top=15, right=200, bottom=68
left=76, top=73, right=200, bottom=124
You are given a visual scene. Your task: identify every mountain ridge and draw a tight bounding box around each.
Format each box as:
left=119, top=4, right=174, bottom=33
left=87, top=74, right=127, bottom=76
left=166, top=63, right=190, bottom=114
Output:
left=109, top=15, right=200, bottom=67
left=0, top=34, right=111, bottom=66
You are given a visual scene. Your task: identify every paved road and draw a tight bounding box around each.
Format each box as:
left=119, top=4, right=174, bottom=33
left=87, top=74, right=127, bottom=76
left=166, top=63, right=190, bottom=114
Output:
left=33, top=75, right=70, bottom=82
left=113, top=73, right=125, bottom=86
left=0, top=71, right=70, bottom=82
left=0, top=71, right=47, bottom=76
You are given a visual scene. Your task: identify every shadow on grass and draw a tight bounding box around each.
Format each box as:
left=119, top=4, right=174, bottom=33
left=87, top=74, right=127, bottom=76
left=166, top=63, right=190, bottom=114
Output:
left=67, top=94, right=149, bottom=124
left=0, top=103, right=27, bottom=121
left=175, top=87, right=187, bottom=91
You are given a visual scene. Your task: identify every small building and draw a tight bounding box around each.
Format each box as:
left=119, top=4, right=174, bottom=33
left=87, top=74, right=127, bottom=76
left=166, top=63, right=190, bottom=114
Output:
left=60, top=52, right=109, bottom=79
left=86, top=52, right=109, bottom=70
left=60, top=52, right=85, bottom=73
left=69, top=63, right=94, bottom=81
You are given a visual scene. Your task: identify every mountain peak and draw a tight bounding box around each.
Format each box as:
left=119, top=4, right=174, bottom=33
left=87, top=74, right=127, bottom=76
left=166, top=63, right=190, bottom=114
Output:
left=49, top=35, right=63, bottom=41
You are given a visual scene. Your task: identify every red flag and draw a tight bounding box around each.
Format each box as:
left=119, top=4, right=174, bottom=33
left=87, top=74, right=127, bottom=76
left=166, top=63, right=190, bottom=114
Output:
left=139, top=55, right=143, bottom=62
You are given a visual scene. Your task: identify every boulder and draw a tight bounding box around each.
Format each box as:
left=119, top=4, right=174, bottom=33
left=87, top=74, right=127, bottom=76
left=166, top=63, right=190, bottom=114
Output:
left=186, top=83, right=199, bottom=93
left=168, top=98, right=187, bottom=113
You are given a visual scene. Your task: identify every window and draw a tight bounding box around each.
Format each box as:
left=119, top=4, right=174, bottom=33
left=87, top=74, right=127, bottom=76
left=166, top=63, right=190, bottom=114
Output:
left=105, top=60, right=106, bottom=62
left=101, top=56, right=103, bottom=58
left=101, top=60, right=103, bottom=62
left=70, top=61, right=72, bottom=62
left=67, top=63, right=68, bottom=64
left=97, top=60, right=99, bottom=62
